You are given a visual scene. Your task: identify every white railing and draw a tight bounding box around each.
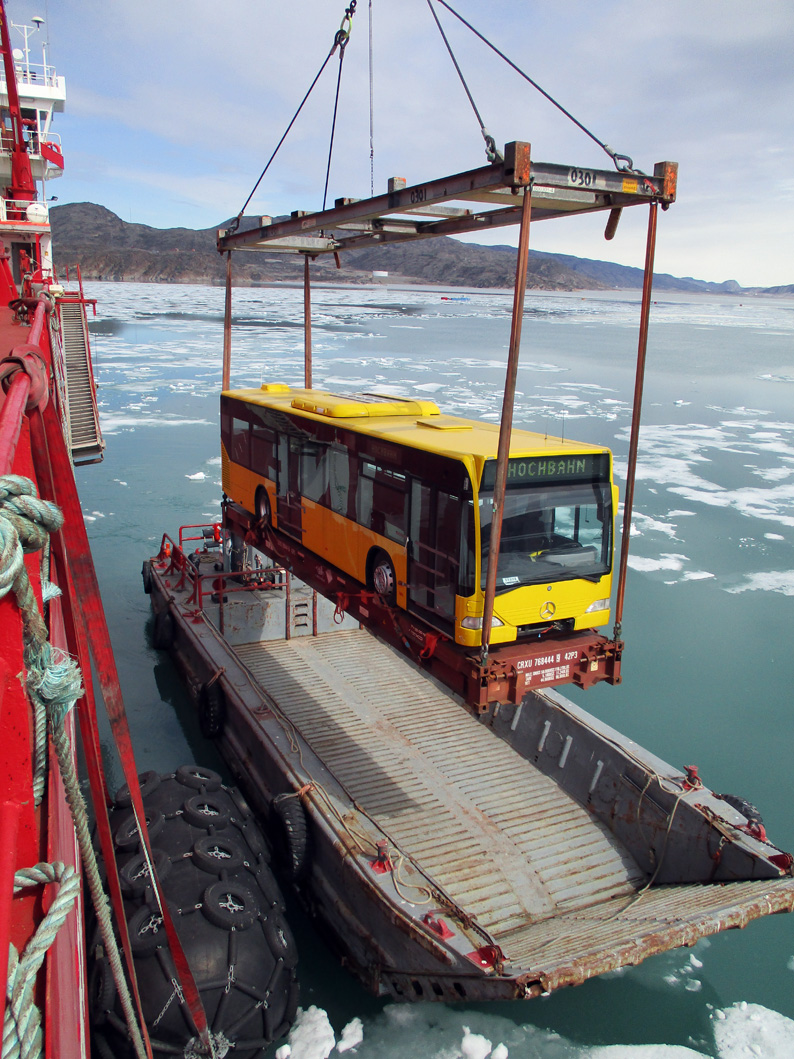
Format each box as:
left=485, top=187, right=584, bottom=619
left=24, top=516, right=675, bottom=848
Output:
left=0, top=132, right=62, bottom=158
left=0, top=197, right=49, bottom=225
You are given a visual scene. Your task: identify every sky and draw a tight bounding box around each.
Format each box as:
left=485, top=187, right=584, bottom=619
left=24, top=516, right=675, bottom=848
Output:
left=10, top=0, right=794, bottom=288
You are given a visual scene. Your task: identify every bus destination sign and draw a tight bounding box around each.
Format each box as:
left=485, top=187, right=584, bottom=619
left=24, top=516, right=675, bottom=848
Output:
left=481, top=453, right=608, bottom=490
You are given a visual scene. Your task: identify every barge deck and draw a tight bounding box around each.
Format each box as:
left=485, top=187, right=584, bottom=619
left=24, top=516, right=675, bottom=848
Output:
left=144, top=537, right=794, bottom=1001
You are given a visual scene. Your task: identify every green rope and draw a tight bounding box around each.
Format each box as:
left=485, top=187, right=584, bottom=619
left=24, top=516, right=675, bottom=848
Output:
left=0, top=475, right=64, bottom=806
left=3, top=863, right=80, bottom=1059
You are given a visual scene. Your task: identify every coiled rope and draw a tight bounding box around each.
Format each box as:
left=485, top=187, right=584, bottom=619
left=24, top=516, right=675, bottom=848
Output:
left=3, top=863, right=80, bottom=1059
left=0, top=475, right=148, bottom=1059
left=0, top=474, right=64, bottom=806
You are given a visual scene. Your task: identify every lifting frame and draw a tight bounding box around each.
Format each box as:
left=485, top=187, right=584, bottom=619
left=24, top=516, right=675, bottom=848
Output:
left=217, top=141, right=678, bottom=709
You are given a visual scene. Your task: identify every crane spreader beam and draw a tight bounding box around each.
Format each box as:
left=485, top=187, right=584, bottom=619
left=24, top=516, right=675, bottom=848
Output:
left=218, top=142, right=677, bottom=257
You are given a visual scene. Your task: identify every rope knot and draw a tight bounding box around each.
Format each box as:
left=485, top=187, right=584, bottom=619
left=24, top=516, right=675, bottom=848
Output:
left=0, top=474, right=64, bottom=553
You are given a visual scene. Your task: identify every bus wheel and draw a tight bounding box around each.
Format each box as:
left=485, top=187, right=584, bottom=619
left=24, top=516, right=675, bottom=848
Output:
left=255, top=487, right=271, bottom=525
left=371, top=550, right=396, bottom=605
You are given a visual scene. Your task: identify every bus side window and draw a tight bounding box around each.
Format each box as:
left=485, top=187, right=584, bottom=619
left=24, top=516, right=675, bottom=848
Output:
left=328, top=447, right=350, bottom=516
left=220, top=410, right=231, bottom=453
left=301, top=443, right=327, bottom=504
left=357, top=460, right=407, bottom=543
left=231, top=417, right=251, bottom=467
left=357, top=460, right=374, bottom=528
left=458, top=499, right=475, bottom=595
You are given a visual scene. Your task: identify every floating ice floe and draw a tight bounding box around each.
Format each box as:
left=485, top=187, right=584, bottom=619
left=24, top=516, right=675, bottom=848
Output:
left=272, top=1000, right=794, bottom=1059
left=726, top=571, right=794, bottom=596
left=185, top=471, right=206, bottom=481
left=712, top=1001, right=794, bottom=1058
left=336, top=1018, right=364, bottom=1054
left=279, top=1006, right=336, bottom=1059
left=627, top=553, right=689, bottom=573
left=99, top=414, right=211, bottom=434
left=630, top=512, right=680, bottom=538
left=588, top=1047, right=705, bottom=1058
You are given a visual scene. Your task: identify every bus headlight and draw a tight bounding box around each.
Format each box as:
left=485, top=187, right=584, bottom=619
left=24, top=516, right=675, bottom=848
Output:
left=461, top=615, right=504, bottom=629
left=584, top=598, right=610, bottom=613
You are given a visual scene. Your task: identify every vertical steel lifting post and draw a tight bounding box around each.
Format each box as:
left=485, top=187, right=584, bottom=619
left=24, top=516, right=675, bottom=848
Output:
left=223, top=251, right=233, bottom=391
left=613, top=201, right=658, bottom=637
left=480, top=181, right=533, bottom=667
left=304, top=255, right=313, bottom=388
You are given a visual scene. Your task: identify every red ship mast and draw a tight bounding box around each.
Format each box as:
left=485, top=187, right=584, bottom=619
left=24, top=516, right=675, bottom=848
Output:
left=0, top=3, right=36, bottom=205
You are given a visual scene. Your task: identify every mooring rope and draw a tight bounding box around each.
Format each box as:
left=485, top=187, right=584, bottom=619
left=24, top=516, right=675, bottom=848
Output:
left=0, top=475, right=148, bottom=1059
left=0, top=474, right=63, bottom=806
left=3, top=863, right=80, bottom=1059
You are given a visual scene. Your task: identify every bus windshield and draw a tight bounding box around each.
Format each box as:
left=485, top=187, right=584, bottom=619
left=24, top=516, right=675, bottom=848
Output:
left=480, top=481, right=612, bottom=591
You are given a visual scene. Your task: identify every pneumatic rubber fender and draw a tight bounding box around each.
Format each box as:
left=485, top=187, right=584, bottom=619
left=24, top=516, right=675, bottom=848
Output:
left=90, top=766, right=298, bottom=1058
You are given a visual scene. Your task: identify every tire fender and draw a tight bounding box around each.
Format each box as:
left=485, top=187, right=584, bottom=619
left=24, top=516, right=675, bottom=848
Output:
left=271, top=793, right=309, bottom=881
left=198, top=681, right=226, bottom=739
left=152, top=609, right=174, bottom=650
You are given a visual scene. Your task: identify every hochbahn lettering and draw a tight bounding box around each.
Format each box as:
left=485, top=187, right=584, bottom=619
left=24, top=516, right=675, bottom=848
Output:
left=481, top=453, right=608, bottom=489
left=508, top=457, right=586, bottom=480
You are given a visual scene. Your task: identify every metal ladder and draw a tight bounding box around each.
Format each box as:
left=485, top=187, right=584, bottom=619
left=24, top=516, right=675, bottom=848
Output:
left=57, top=299, right=104, bottom=464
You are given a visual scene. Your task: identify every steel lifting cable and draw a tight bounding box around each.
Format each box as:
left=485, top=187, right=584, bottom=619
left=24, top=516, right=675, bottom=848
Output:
left=232, top=0, right=357, bottom=230
left=432, top=0, right=638, bottom=173
left=425, top=0, right=500, bottom=162
left=368, top=0, right=374, bottom=197
left=323, top=1, right=357, bottom=211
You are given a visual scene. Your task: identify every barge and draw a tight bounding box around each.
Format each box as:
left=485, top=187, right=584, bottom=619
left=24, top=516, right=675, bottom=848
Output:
left=143, top=532, right=794, bottom=1001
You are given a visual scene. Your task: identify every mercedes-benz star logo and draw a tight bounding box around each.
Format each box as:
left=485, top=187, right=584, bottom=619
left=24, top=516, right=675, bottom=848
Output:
left=540, top=601, right=556, bottom=619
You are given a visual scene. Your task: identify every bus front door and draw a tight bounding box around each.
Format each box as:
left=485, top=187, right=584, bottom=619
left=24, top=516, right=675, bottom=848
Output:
left=277, top=436, right=303, bottom=539
left=407, top=482, right=459, bottom=634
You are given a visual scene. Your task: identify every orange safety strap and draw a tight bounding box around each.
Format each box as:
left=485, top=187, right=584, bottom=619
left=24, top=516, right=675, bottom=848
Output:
left=32, top=402, right=214, bottom=1055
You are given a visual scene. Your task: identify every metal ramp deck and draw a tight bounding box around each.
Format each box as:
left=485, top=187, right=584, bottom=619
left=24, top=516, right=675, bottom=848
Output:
left=234, top=628, right=794, bottom=986
left=56, top=299, right=104, bottom=464
left=235, top=629, right=646, bottom=943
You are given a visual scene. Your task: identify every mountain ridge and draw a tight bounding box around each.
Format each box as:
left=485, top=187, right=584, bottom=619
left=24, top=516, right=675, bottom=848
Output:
left=50, top=202, right=787, bottom=295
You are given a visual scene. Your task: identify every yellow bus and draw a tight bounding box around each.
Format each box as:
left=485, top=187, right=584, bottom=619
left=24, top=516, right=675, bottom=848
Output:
left=221, top=384, right=617, bottom=649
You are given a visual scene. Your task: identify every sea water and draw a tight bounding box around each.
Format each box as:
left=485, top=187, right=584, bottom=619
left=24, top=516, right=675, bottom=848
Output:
left=76, top=281, right=794, bottom=1058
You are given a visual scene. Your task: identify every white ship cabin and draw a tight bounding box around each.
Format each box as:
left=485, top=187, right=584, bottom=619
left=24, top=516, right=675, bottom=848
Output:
left=0, top=18, right=65, bottom=285
left=0, top=17, right=65, bottom=182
